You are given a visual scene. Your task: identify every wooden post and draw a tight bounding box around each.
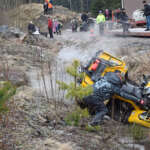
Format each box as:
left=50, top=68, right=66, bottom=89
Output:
left=111, top=97, right=115, bottom=119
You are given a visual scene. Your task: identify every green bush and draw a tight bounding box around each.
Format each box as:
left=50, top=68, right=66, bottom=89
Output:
left=64, top=107, right=89, bottom=126
left=57, top=60, right=93, bottom=101
left=85, top=124, right=101, bottom=132
left=0, top=82, right=16, bottom=114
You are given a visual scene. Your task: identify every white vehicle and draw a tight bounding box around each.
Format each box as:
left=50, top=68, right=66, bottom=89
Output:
left=132, top=9, right=146, bottom=22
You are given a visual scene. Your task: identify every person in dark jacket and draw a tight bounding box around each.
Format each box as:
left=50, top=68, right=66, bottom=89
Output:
left=119, top=8, right=129, bottom=33
left=77, top=71, right=123, bottom=126
left=81, top=13, right=88, bottom=22
left=28, top=21, right=36, bottom=34
left=48, top=17, right=53, bottom=38
left=77, top=70, right=147, bottom=126
left=143, top=0, right=150, bottom=31
left=56, top=22, right=63, bottom=35
left=43, top=2, right=48, bottom=15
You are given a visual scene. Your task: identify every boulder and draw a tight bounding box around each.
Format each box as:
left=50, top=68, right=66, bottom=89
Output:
left=0, top=68, right=28, bottom=86
left=0, top=25, right=25, bottom=40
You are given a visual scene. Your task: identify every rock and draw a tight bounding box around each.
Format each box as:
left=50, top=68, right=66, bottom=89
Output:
left=0, top=25, right=25, bottom=40
left=14, top=86, right=36, bottom=102
left=44, top=138, right=73, bottom=150
left=0, top=68, right=28, bottom=86
left=0, top=25, right=9, bottom=33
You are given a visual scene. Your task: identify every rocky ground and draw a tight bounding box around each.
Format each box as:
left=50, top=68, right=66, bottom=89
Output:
left=0, top=3, right=150, bottom=150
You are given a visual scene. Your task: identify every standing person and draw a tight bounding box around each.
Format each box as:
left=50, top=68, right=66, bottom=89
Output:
left=96, top=10, right=106, bottom=35
left=48, top=16, right=53, bottom=39
left=109, top=9, right=112, bottom=20
left=28, top=21, right=36, bottom=34
left=143, top=0, right=150, bottom=31
left=50, top=0, right=53, bottom=4
left=53, top=19, right=58, bottom=34
left=81, top=12, right=88, bottom=22
left=105, top=9, right=109, bottom=20
left=57, top=22, right=63, bottom=35
left=119, top=8, right=129, bottom=33
left=71, top=18, right=78, bottom=32
left=43, top=2, right=48, bottom=15
left=48, top=2, right=53, bottom=14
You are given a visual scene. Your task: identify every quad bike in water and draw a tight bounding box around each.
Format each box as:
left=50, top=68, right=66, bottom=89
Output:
left=79, top=50, right=150, bottom=128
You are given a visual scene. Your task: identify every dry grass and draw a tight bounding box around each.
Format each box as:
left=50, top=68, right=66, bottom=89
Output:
left=123, top=51, right=150, bottom=82
left=6, top=3, right=78, bottom=31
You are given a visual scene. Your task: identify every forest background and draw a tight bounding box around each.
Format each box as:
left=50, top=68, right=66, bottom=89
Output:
left=1, top=0, right=121, bottom=16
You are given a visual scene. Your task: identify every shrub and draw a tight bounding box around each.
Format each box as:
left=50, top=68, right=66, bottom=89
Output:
left=64, top=107, right=89, bottom=126
left=57, top=60, right=93, bottom=102
left=57, top=60, right=93, bottom=128
left=0, top=82, right=16, bottom=114
left=85, top=124, right=101, bottom=132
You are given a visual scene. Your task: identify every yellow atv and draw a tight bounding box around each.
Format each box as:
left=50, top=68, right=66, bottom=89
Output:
left=80, top=50, right=150, bottom=128
left=81, top=50, right=128, bottom=87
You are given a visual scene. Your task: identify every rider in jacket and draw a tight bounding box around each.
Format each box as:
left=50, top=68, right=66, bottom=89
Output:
left=77, top=71, right=146, bottom=126
left=77, top=71, right=123, bottom=126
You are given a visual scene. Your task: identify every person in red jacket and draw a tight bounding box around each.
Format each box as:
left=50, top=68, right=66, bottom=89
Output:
left=48, top=16, right=53, bottom=38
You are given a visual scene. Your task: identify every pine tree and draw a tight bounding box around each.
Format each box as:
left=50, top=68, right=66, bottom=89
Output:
left=57, top=60, right=93, bottom=103
left=0, top=82, right=16, bottom=114
left=57, top=61, right=101, bottom=130
left=91, top=0, right=121, bottom=17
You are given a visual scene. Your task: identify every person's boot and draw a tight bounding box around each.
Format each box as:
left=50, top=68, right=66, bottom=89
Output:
left=145, top=28, right=150, bottom=31
left=90, top=112, right=106, bottom=126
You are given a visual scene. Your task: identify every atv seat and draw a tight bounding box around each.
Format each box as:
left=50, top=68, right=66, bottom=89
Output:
left=121, top=82, right=142, bottom=99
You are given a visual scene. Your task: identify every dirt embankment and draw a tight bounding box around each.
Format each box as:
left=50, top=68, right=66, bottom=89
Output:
left=6, top=3, right=78, bottom=32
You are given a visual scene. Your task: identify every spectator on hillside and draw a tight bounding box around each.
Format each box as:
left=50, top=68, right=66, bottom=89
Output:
left=81, top=12, right=88, bottom=22
left=109, top=9, right=112, bottom=20
left=114, top=8, right=121, bottom=21
left=48, top=2, right=53, bottom=14
left=28, top=21, right=36, bottom=34
left=143, top=0, right=150, bottom=31
left=53, top=18, right=58, bottom=34
left=48, top=16, right=53, bottom=39
left=71, top=18, right=78, bottom=32
left=43, top=2, right=48, bottom=15
left=96, top=10, right=106, bottom=35
left=105, top=9, right=110, bottom=20
left=50, top=0, right=53, bottom=4
left=57, top=22, right=63, bottom=35
left=119, top=8, right=129, bottom=33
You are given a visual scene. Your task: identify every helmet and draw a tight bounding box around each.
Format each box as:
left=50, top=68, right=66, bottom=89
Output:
left=99, top=10, right=102, bottom=14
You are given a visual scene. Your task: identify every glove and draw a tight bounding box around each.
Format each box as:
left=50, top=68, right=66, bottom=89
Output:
left=76, top=99, right=86, bottom=109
